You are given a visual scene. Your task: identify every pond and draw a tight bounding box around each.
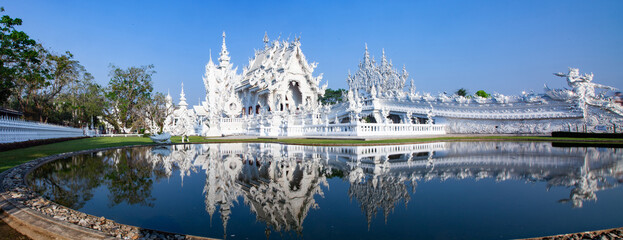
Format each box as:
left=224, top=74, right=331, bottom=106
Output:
left=27, top=142, right=623, bottom=239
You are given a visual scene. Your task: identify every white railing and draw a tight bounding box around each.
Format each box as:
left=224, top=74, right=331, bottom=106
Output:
left=298, top=122, right=445, bottom=137
left=99, top=133, right=142, bottom=137
left=220, top=118, right=247, bottom=135
left=246, top=121, right=446, bottom=137
left=0, top=116, right=87, bottom=143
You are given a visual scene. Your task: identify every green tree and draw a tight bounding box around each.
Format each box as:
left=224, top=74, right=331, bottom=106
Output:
left=138, top=92, right=170, bottom=134
left=104, top=64, right=155, bottom=133
left=456, top=88, right=469, bottom=97
left=0, top=8, right=45, bottom=106
left=13, top=50, right=91, bottom=123
left=53, top=75, right=105, bottom=127
left=319, top=88, right=346, bottom=105
left=475, top=90, right=490, bottom=98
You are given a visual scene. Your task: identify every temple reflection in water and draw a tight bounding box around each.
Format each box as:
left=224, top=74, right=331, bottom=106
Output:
left=139, top=142, right=623, bottom=236
left=28, top=142, right=623, bottom=239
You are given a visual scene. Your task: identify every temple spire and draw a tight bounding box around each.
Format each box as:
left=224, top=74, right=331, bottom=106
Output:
left=381, top=48, right=388, bottom=67
left=166, top=89, right=172, bottom=109
left=218, top=31, right=230, bottom=68
left=179, top=83, right=188, bottom=107
left=263, top=31, right=269, bottom=48
left=362, top=43, right=371, bottom=66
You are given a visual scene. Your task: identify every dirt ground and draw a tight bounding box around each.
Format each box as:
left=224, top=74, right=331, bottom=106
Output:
left=0, top=219, right=29, bottom=240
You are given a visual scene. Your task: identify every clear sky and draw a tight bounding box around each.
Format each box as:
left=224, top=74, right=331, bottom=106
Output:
left=3, top=0, right=622, bottom=104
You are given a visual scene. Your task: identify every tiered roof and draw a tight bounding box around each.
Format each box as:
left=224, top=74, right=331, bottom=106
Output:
left=238, top=37, right=324, bottom=94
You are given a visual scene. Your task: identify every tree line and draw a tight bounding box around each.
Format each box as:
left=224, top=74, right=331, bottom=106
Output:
left=0, top=8, right=169, bottom=133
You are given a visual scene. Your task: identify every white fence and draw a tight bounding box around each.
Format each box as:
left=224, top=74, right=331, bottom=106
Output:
left=0, top=116, right=87, bottom=143
left=219, top=118, right=247, bottom=135
left=246, top=121, right=446, bottom=137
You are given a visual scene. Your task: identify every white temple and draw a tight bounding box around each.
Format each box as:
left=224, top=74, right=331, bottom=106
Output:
left=162, top=33, right=623, bottom=137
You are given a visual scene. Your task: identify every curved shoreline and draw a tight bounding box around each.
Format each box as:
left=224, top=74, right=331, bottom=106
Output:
left=1, top=139, right=622, bottom=239
left=524, top=227, right=623, bottom=240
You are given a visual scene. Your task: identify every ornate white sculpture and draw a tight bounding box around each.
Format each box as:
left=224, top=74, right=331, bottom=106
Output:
left=346, top=45, right=409, bottom=100
left=163, top=83, right=197, bottom=142
left=149, top=132, right=171, bottom=144
left=551, top=68, right=619, bottom=119
left=338, top=47, right=622, bottom=134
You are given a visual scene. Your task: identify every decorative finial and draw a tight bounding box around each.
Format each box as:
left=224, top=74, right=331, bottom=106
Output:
left=179, top=82, right=188, bottom=107
left=363, top=43, right=371, bottom=65
left=218, top=31, right=230, bottom=67
left=381, top=48, right=387, bottom=65
left=263, top=31, right=269, bottom=47
left=221, top=31, right=227, bottom=52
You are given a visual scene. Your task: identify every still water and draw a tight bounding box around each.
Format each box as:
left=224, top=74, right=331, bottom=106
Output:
left=28, top=142, right=623, bottom=239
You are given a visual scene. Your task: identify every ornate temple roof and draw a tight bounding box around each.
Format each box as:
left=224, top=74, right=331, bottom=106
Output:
left=238, top=37, right=325, bottom=94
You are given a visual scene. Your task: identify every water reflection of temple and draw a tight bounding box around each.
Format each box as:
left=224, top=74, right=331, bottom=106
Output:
left=143, top=142, right=622, bottom=236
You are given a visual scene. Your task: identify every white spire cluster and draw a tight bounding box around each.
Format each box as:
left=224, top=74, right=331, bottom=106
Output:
left=347, top=45, right=410, bottom=99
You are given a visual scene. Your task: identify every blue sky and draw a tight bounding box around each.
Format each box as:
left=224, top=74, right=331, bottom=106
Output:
left=4, top=1, right=622, bottom=104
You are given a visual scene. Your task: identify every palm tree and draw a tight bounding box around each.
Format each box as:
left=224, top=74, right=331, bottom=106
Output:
left=456, top=88, right=469, bottom=97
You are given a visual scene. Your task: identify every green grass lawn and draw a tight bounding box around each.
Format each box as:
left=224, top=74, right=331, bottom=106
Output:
left=1, top=135, right=621, bottom=173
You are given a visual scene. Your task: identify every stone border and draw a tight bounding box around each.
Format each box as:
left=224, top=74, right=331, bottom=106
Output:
left=0, top=144, right=216, bottom=240
left=524, top=227, right=623, bottom=240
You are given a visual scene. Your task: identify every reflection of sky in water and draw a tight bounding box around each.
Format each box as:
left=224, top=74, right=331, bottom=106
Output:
left=28, top=142, right=623, bottom=239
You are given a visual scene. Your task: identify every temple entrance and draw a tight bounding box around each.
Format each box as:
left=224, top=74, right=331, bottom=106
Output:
left=287, top=81, right=303, bottom=110
left=388, top=114, right=401, bottom=123
left=364, top=114, right=377, bottom=123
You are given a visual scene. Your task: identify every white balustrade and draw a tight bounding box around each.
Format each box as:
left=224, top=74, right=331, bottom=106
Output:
left=0, top=116, right=87, bottom=143
left=240, top=120, right=445, bottom=137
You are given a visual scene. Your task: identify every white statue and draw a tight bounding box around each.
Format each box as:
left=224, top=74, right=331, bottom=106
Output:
left=554, top=68, right=617, bottom=100
left=163, top=84, right=197, bottom=142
